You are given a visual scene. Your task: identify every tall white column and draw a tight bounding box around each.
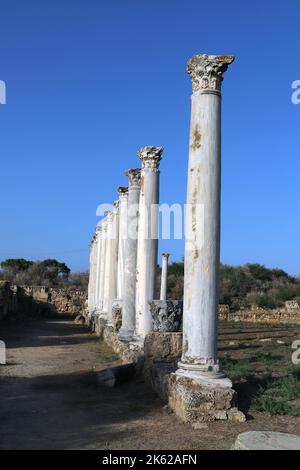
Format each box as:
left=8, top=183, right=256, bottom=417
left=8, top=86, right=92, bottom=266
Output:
left=118, top=169, right=141, bottom=341
left=117, top=187, right=128, bottom=300
left=102, top=211, right=113, bottom=320
left=176, top=54, right=234, bottom=385
left=102, top=204, right=119, bottom=324
left=98, top=216, right=108, bottom=314
left=94, top=225, right=102, bottom=314
left=160, top=253, right=170, bottom=300
left=87, top=237, right=94, bottom=316
left=88, top=233, right=97, bottom=315
left=134, top=146, right=163, bottom=342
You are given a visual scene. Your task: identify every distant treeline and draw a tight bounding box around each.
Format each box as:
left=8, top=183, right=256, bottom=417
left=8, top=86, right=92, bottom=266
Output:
left=162, top=261, right=300, bottom=310
left=1, top=258, right=299, bottom=309
left=0, top=258, right=88, bottom=290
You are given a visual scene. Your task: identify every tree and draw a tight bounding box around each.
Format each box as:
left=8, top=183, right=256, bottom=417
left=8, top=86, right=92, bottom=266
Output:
left=39, top=259, right=70, bottom=280
left=0, top=258, right=71, bottom=287
left=0, top=258, right=33, bottom=274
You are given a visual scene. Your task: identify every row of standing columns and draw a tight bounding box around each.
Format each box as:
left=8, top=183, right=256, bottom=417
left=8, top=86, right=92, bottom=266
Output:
left=88, top=146, right=167, bottom=344
left=88, top=53, right=234, bottom=386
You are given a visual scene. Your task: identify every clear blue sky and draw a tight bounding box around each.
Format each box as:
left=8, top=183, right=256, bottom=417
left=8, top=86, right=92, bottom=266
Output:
left=0, top=0, right=299, bottom=274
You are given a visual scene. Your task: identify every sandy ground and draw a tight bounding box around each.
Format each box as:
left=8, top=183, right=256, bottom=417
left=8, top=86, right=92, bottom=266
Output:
left=0, top=318, right=299, bottom=450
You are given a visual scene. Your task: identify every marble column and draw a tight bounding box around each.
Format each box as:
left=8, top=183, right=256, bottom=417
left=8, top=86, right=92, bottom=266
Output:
left=98, top=216, right=108, bottom=314
left=89, top=233, right=98, bottom=315
left=102, top=211, right=113, bottom=320
left=117, top=187, right=128, bottom=300
left=160, top=253, right=170, bottom=300
left=118, top=169, right=141, bottom=341
left=94, top=225, right=102, bottom=314
left=134, top=146, right=163, bottom=343
left=102, top=204, right=119, bottom=324
left=176, top=54, right=234, bottom=385
left=87, top=236, right=95, bottom=316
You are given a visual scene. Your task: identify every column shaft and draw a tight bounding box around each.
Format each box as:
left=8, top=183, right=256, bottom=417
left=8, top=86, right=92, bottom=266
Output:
left=98, top=218, right=107, bottom=313
left=102, top=206, right=119, bottom=323
left=177, top=54, right=234, bottom=381
left=118, top=169, right=141, bottom=341
left=160, top=253, right=170, bottom=300
left=94, top=226, right=102, bottom=313
left=134, top=147, right=163, bottom=341
left=117, top=187, right=128, bottom=300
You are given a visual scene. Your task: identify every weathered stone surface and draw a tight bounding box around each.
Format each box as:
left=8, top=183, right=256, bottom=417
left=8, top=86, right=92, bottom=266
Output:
left=227, top=408, right=246, bottom=422
left=112, top=300, right=122, bottom=332
left=103, top=324, right=140, bottom=364
left=149, top=300, right=183, bottom=332
left=142, top=332, right=182, bottom=402
left=23, top=286, right=87, bottom=316
left=168, top=374, right=240, bottom=423
left=144, top=332, right=182, bottom=362
left=233, top=431, right=300, bottom=450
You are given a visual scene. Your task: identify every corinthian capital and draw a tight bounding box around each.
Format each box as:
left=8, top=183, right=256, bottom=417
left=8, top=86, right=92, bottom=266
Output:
left=117, top=186, right=128, bottom=202
left=125, top=168, right=141, bottom=188
left=137, top=146, right=163, bottom=171
left=186, top=54, right=235, bottom=94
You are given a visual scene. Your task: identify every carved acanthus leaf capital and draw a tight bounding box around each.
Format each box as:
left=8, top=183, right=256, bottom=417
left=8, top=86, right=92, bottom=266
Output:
left=125, top=168, right=141, bottom=188
left=137, top=146, right=163, bottom=171
left=186, top=54, right=235, bottom=94
left=117, top=186, right=128, bottom=203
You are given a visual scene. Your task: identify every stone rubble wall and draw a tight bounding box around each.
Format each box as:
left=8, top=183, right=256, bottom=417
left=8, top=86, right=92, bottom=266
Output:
left=0, top=281, right=87, bottom=321
left=218, top=302, right=300, bottom=324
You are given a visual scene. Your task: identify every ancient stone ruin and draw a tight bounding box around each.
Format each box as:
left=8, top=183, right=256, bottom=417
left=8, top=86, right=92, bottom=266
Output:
left=85, top=53, right=248, bottom=425
left=0, top=281, right=86, bottom=321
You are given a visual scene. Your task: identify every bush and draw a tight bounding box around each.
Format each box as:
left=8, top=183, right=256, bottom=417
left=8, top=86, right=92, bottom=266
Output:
left=256, top=295, right=279, bottom=309
left=274, top=286, right=300, bottom=302
left=247, top=264, right=273, bottom=282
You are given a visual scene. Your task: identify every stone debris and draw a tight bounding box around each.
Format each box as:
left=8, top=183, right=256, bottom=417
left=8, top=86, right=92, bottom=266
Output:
left=233, top=431, right=300, bottom=450
left=96, top=363, right=136, bottom=388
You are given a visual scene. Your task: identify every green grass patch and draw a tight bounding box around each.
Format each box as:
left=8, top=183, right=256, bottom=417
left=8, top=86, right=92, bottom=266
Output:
left=251, top=373, right=300, bottom=416
left=220, top=355, right=256, bottom=380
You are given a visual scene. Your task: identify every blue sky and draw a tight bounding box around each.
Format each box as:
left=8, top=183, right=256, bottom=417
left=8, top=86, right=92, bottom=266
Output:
left=0, top=0, right=299, bottom=274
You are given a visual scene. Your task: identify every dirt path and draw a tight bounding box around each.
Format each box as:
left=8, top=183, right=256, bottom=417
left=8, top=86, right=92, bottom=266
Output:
left=0, top=318, right=299, bottom=450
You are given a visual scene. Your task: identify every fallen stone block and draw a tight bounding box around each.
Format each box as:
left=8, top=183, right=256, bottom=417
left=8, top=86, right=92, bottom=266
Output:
left=96, top=363, right=136, bottom=388
left=233, top=431, right=300, bottom=450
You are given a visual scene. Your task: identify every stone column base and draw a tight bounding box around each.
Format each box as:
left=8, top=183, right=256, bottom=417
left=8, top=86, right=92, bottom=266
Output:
left=118, top=328, right=134, bottom=342
left=93, top=316, right=107, bottom=336
left=129, top=335, right=145, bottom=351
left=168, top=373, right=245, bottom=423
